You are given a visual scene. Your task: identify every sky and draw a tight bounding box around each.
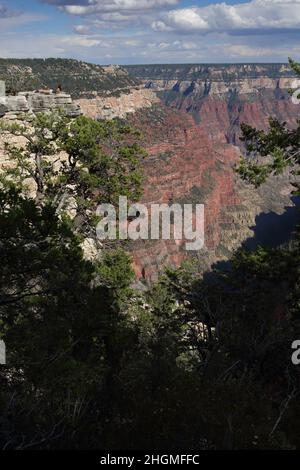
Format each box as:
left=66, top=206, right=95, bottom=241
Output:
left=1, top=0, right=300, bottom=64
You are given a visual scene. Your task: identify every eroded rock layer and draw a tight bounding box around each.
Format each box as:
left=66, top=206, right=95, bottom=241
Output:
left=126, top=64, right=299, bottom=142
left=0, top=90, right=81, bottom=119
left=126, top=102, right=299, bottom=282
left=76, top=88, right=159, bottom=120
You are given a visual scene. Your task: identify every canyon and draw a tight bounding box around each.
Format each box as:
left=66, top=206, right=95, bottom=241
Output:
left=123, top=64, right=300, bottom=282
left=125, top=63, right=300, bottom=143
left=1, top=61, right=300, bottom=282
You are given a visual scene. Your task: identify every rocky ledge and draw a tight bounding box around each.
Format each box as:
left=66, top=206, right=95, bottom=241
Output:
left=77, top=88, right=159, bottom=120
left=0, top=83, right=82, bottom=119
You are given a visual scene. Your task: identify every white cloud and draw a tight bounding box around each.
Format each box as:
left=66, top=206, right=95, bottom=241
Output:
left=151, top=20, right=172, bottom=31
left=61, top=36, right=101, bottom=47
left=61, top=0, right=179, bottom=15
left=226, top=44, right=276, bottom=57
left=153, top=0, right=300, bottom=34
left=74, top=24, right=91, bottom=34
left=65, top=0, right=173, bottom=32
left=4, top=0, right=300, bottom=63
left=1, top=28, right=300, bottom=63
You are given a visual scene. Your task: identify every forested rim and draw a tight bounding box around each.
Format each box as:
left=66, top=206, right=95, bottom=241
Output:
left=0, top=58, right=139, bottom=98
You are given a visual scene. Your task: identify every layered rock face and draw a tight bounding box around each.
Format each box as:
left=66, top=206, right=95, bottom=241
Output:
left=76, top=88, right=159, bottom=120
left=126, top=107, right=233, bottom=280
left=122, top=65, right=300, bottom=282
left=125, top=63, right=295, bottom=81
left=1, top=62, right=299, bottom=282
left=0, top=83, right=81, bottom=119
left=125, top=64, right=300, bottom=143
left=126, top=106, right=260, bottom=281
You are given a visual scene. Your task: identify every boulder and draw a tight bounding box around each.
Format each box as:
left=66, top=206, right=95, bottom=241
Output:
left=26, top=92, right=82, bottom=116
left=81, top=238, right=102, bottom=262
left=5, top=95, right=30, bottom=113
left=0, top=102, right=7, bottom=117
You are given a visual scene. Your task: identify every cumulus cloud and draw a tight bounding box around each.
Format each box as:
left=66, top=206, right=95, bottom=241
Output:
left=74, top=24, right=91, bottom=34
left=10, top=0, right=300, bottom=63
left=42, top=0, right=179, bottom=15
left=152, top=0, right=300, bottom=34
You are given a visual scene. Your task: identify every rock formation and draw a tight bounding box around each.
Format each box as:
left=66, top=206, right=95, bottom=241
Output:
left=121, top=64, right=300, bottom=281
left=125, top=104, right=299, bottom=282
left=76, top=88, right=159, bottom=120
left=0, top=81, right=81, bottom=119
left=125, top=64, right=299, bottom=140
left=1, top=62, right=300, bottom=282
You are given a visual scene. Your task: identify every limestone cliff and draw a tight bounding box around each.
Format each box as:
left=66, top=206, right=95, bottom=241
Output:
left=76, top=88, right=159, bottom=120
left=0, top=83, right=81, bottom=119
left=125, top=63, right=300, bottom=144
left=1, top=62, right=299, bottom=283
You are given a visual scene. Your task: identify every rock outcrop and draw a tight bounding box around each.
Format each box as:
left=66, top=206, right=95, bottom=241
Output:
left=22, top=91, right=81, bottom=117
left=77, top=88, right=159, bottom=120
left=0, top=82, right=82, bottom=119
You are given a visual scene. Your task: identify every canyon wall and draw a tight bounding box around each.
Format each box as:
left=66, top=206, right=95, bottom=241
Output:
left=76, top=87, right=159, bottom=120
left=125, top=63, right=300, bottom=143
left=126, top=105, right=298, bottom=282
left=1, top=62, right=299, bottom=283
left=122, top=64, right=300, bottom=282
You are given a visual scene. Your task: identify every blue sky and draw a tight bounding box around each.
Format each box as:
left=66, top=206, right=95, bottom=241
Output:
left=1, top=0, right=300, bottom=64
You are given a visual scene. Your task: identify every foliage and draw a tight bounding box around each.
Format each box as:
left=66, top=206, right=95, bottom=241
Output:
left=0, top=185, right=132, bottom=446
left=0, top=58, right=138, bottom=98
left=1, top=60, right=300, bottom=451
left=236, top=118, right=300, bottom=187
left=235, top=60, right=300, bottom=188
left=0, top=111, right=146, bottom=235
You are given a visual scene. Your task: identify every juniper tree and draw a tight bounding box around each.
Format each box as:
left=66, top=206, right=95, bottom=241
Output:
left=0, top=112, right=146, bottom=235
left=236, top=58, right=300, bottom=190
